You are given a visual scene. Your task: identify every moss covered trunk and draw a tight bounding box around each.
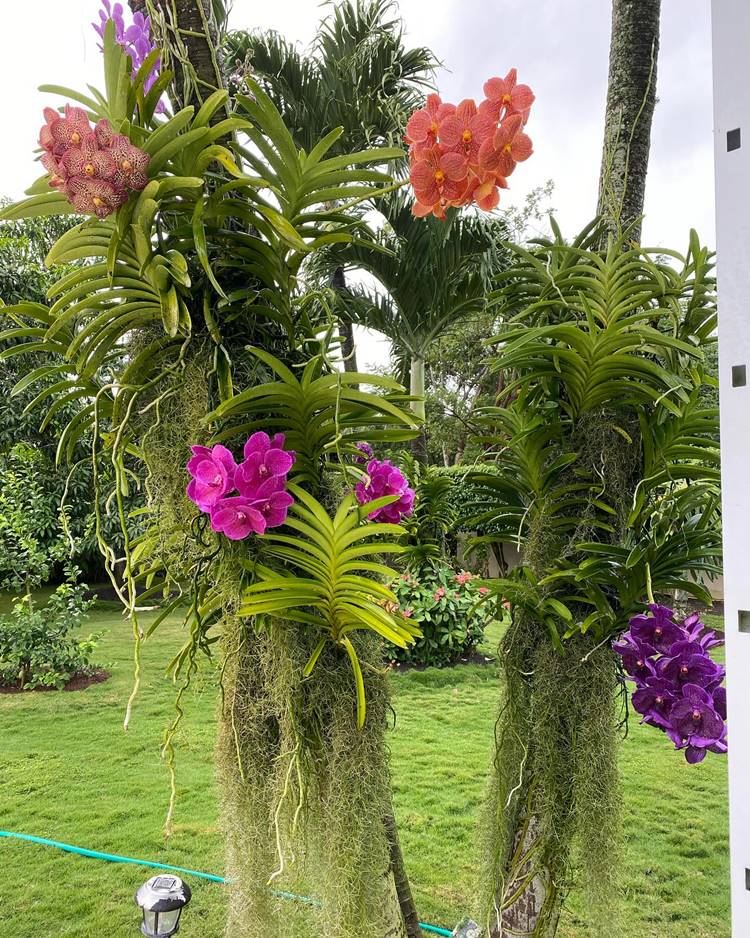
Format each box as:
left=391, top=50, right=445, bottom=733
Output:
left=485, top=629, right=620, bottom=938
left=484, top=414, right=636, bottom=936
left=128, top=0, right=225, bottom=112
left=218, top=617, right=409, bottom=938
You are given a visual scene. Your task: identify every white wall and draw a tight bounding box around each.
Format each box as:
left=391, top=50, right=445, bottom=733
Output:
left=711, top=2, right=750, bottom=932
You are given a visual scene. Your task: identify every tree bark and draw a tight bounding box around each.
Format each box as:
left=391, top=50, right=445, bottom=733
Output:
left=129, top=0, right=225, bottom=111
left=489, top=788, right=561, bottom=938
left=596, top=0, right=661, bottom=241
left=332, top=266, right=359, bottom=375
left=384, top=810, right=423, bottom=938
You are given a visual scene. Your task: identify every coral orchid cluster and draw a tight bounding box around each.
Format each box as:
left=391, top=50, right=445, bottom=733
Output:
left=93, top=1, right=164, bottom=111
left=405, top=69, right=535, bottom=219
left=39, top=107, right=150, bottom=218
left=186, top=433, right=295, bottom=540
left=355, top=458, right=415, bottom=524
left=614, top=604, right=727, bottom=764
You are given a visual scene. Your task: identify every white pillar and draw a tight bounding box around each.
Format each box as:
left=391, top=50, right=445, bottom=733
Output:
left=712, top=2, right=750, bottom=933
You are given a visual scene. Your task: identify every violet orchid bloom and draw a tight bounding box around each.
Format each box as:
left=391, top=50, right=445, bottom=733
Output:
left=355, top=459, right=415, bottom=523
left=186, top=444, right=237, bottom=512
left=353, top=442, right=374, bottom=464
left=683, top=613, right=724, bottom=652
left=628, top=609, right=685, bottom=655
left=667, top=683, right=725, bottom=761
left=93, top=0, right=165, bottom=112
left=615, top=605, right=727, bottom=764
left=659, top=650, right=724, bottom=690
left=210, top=497, right=267, bottom=540
left=631, top=677, right=677, bottom=730
left=713, top=685, right=727, bottom=721
left=613, top=636, right=657, bottom=682
left=92, top=1, right=126, bottom=43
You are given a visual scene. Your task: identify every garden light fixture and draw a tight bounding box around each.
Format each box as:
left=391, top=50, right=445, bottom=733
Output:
left=135, top=874, right=192, bottom=937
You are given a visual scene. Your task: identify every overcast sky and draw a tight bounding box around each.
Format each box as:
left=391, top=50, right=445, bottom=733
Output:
left=0, top=0, right=715, bottom=368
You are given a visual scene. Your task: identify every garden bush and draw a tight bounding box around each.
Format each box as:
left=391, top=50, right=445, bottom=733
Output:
left=0, top=577, right=99, bottom=689
left=389, top=564, right=496, bottom=667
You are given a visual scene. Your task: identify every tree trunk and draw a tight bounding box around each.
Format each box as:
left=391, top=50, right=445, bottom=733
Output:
left=384, top=810, right=423, bottom=938
left=129, top=0, right=225, bottom=111
left=332, top=266, right=359, bottom=375
left=409, top=355, right=427, bottom=462
left=488, top=787, right=562, bottom=938
left=596, top=0, right=661, bottom=241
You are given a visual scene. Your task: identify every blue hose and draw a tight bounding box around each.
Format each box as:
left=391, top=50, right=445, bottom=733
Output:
left=0, top=830, right=453, bottom=937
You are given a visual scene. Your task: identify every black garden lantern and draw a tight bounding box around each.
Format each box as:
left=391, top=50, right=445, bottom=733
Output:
left=135, top=875, right=192, bottom=937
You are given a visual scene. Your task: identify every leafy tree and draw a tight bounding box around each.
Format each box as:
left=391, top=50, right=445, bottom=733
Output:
left=225, top=0, right=437, bottom=373
left=422, top=310, right=501, bottom=465
left=473, top=223, right=720, bottom=936
left=0, top=212, right=131, bottom=581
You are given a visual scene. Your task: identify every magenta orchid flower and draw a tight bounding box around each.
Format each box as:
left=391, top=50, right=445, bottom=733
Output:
left=186, top=444, right=238, bottom=512
left=354, top=458, right=415, bottom=524
left=210, top=497, right=267, bottom=540
left=185, top=434, right=296, bottom=542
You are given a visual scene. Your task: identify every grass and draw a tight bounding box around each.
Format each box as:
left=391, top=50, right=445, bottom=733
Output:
left=0, top=602, right=729, bottom=938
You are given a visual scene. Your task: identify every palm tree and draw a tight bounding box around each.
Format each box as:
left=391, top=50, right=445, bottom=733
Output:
left=310, top=189, right=509, bottom=458
left=597, top=0, right=662, bottom=240
left=225, top=0, right=437, bottom=372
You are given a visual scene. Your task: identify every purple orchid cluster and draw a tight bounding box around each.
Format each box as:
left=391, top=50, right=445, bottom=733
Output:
left=354, top=457, right=415, bottom=524
left=614, top=604, right=727, bottom=764
left=186, top=433, right=295, bottom=540
left=353, top=442, right=374, bottom=464
left=93, top=1, right=165, bottom=112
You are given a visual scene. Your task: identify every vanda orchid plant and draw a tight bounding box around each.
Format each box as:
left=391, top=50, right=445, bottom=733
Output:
left=0, top=5, right=426, bottom=937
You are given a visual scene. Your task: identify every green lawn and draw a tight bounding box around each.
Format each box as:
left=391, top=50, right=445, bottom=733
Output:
left=0, top=602, right=729, bottom=937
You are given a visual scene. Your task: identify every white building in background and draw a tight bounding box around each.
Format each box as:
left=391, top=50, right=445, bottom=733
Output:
left=712, top=2, right=750, bottom=933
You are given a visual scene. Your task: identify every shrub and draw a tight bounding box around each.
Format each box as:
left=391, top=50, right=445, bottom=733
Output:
left=389, top=563, right=497, bottom=667
left=0, top=578, right=99, bottom=689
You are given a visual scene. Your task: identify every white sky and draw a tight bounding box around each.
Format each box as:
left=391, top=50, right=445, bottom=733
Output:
left=0, top=0, right=714, bottom=370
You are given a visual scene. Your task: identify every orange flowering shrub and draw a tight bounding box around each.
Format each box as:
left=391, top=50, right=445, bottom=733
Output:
left=405, top=68, right=535, bottom=218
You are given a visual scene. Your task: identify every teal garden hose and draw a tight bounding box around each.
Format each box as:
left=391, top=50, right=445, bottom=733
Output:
left=0, top=830, right=453, bottom=937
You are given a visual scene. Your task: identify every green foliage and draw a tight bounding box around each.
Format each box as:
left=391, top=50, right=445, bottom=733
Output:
left=207, top=348, right=416, bottom=487
left=0, top=577, right=98, bottom=688
left=226, top=0, right=437, bottom=155
left=422, top=311, right=500, bottom=465
left=389, top=564, right=496, bottom=667
left=0, top=444, right=68, bottom=592
left=0, top=30, right=429, bottom=937
left=396, top=453, right=457, bottom=566
left=0, top=605, right=733, bottom=938
left=474, top=224, right=721, bottom=641
left=474, top=222, right=721, bottom=933
left=238, top=486, right=420, bottom=726
left=310, top=189, right=509, bottom=380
